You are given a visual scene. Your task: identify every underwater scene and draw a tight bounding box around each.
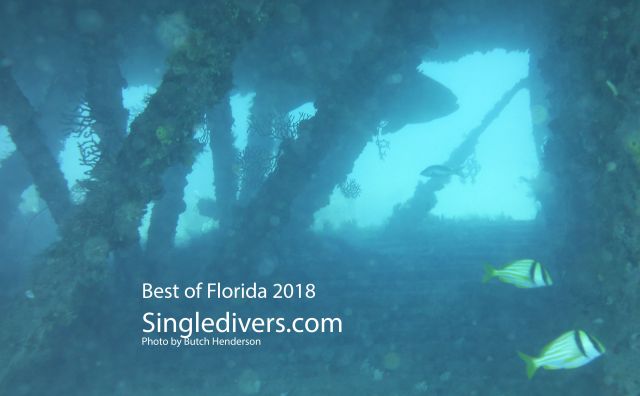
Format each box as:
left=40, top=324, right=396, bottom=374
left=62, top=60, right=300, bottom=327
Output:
left=1, top=0, right=639, bottom=395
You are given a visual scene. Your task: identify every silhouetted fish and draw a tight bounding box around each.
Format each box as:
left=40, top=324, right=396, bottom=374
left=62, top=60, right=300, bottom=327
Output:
left=379, top=70, right=459, bottom=134
left=420, top=164, right=461, bottom=178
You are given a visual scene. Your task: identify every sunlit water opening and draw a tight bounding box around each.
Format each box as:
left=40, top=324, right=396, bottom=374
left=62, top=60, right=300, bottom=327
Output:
left=314, top=49, right=539, bottom=229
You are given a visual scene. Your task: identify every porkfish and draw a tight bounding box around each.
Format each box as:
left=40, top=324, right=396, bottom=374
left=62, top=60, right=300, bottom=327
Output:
left=518, top=330, right=605, bottom=379
left=483, top=259, right=552, bottom=288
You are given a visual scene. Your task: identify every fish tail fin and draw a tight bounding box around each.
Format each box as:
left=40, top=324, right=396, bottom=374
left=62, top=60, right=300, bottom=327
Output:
left=482, top=264, right=496, bottom=283
left=517, top=351, right=538, bottom=379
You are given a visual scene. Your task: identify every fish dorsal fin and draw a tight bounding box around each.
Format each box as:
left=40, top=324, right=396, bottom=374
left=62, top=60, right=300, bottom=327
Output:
left=505, top=259, right=534, bottom=271
left=540, top=331, right=573, bottom=355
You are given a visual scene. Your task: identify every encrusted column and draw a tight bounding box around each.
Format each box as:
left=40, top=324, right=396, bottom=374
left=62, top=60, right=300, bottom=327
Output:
left=538, top=2, right=640, bottom=394
left=0, top=65, right=73, bottom=226
left=146, top=163, right=191, bottom=255
left=208, top=96, right=238, bottom=231
left=0, top=3, right=271, bottom=391
left=227, top=0, right=440, bottom=256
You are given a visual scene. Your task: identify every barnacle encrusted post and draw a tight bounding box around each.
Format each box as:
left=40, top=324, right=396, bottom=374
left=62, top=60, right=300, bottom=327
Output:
left=0, top=62, right=73, bottom=226
left=0, top=154, right=32, bottom=236
left=83, top=43, right=129, bottom=162
left=146, top=163, right=191, bottom=255
left=238, top=93, right=280, bottom=204
left=207, top=95, right=239, bottom=231
left=537, top=2, right=640, bottom=394
left=0, top=2, right=271, bottom=392
left=225, top=0, right=439, bottom=256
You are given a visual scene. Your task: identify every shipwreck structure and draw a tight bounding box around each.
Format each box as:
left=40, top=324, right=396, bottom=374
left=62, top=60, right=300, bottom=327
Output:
left=0, top=0, right=638, bottom=394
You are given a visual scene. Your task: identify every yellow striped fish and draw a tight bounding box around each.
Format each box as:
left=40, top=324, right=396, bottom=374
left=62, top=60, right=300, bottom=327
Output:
left=482, top=259, right=552, bottom=288
left=518, top=330, right=605, bottom=379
